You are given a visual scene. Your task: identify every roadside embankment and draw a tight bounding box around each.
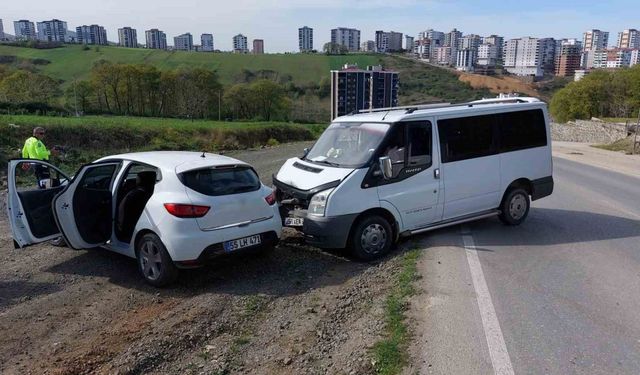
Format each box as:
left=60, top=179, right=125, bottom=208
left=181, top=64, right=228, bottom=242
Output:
left=551, top=120, right=629, bottom=143
left=552, top=141, right=640, bottom=178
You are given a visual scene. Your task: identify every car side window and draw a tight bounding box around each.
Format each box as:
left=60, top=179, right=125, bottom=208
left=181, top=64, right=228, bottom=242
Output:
left=80, top=164, right=118, bottom=190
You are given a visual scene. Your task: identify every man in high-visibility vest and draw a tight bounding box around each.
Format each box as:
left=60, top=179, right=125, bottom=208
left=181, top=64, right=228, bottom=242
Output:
left=22, top=127, right=58, bottom=188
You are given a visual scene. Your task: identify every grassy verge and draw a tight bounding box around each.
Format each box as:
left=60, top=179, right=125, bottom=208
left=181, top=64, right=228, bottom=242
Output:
left=373, top=249, right=421, bottom=375
left=601, top=117, right=640, bottom=124
left=593, top=136, right=638, bottom=154
left=0, top=114, right=325, bottom=174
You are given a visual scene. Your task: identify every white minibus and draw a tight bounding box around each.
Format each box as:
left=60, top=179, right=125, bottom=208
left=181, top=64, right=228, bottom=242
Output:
left=274, top=97, right=553, bottom=259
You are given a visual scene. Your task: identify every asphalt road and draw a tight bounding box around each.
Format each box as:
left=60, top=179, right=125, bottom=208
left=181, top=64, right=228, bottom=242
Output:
left=412, top=157, right=640, bottom=375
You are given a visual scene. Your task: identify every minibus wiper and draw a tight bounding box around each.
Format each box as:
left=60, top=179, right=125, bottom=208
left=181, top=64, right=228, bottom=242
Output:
left=314, top=160, right=341, bottom=167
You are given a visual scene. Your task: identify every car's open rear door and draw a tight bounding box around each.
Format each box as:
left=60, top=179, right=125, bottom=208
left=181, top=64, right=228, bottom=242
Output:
left=7, top=159, right=70, bottom=248
left=53, top=161, right=121, bottom=250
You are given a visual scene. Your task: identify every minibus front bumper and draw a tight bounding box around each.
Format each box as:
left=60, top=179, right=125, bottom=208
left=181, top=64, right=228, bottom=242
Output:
left=303, top=213, right=358, bottom=249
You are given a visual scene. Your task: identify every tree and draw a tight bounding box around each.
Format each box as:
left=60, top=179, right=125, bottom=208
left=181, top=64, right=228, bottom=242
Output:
left=64, top=80, right=94, bottom=114
left=250, top=79, right=290, bottom=121
left=323, top=42, right=348, bottom=55
left=0, top=70, right=59, bottom=105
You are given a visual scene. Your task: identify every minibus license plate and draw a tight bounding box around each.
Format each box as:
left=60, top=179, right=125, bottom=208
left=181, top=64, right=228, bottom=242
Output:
left=285, top=217, right=304, bottom=227
left=223, top=235, right=261, bottom=252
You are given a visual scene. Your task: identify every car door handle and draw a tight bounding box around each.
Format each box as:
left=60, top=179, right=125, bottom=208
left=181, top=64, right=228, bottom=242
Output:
left=434, top=168, right=440, bottom=179
left=61, top=203, right=69, bottom=209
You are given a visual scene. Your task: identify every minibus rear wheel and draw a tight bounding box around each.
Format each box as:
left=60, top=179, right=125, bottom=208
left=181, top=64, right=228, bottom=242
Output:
left=499, top=188, right=530, bottom=226
left=350, top=215, right=393, bottom=261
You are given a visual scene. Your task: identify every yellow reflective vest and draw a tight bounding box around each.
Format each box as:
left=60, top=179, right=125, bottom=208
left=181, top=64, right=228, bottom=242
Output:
left=22, top=137, right=51, bottom=160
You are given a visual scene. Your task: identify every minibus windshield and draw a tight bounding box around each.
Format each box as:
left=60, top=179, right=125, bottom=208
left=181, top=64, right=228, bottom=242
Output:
left=304, top=122, right=390, bottom=168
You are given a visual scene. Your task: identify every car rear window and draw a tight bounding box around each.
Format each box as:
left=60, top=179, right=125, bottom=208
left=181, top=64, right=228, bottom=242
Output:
left=179, top=166, right=261, bottom=196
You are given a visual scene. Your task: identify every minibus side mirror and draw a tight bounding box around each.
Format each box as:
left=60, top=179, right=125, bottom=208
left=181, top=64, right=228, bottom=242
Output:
left=303, top=148, right=310, bottom=157
left=379, top=156, right=393, bottom=180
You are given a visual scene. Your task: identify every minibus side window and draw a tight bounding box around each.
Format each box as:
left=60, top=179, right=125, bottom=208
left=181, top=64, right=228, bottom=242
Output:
left=499, top=109, right=547, bottom=153
left=382, top=126, right=406, bottom=178
left=438, top=115, right=496, bottom=163
left=407, top=122, right=432, bottom=167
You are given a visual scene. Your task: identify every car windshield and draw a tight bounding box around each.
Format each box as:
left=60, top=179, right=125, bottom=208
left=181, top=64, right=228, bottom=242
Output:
left=304, top=122, right=391, bottom=168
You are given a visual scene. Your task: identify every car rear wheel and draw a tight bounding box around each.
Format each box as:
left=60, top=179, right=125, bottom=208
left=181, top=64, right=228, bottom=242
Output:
left=499, top=188, right=530, bottom=226
left=350, top=215, right=393, bottom=261
left=136, top=233, right=179, bottom=287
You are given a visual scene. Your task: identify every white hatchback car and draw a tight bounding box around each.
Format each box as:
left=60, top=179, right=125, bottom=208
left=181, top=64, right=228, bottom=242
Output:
left=7, top=152, right=282, bottom=286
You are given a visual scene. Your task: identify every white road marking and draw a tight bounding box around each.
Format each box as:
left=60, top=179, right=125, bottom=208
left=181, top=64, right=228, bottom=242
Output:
left=461, top=226, right=515, bottom=375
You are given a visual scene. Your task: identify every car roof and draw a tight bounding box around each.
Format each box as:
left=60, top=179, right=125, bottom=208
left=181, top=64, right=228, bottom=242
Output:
left=333, top=97, right=546, bottom=123
left=97, top=151, right=249, bottom=173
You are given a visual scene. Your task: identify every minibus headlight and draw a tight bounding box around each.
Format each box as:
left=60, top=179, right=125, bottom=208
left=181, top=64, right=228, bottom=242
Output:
left=308, top=188, right=334, bottom=217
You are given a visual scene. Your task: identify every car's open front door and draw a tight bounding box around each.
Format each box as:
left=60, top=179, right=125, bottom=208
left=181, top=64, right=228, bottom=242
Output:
left=7, top=159, right=70, bottom=248
left=53, top=161, right=121, bottom=250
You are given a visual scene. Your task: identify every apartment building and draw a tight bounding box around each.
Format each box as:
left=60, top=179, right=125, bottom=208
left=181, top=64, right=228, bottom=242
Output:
left=444, top=28, right=462, bottom=49
left=592, top=48, right=633, bottom=68
left=555, top=39, right=582, bottom=77
left=477, top=43, right=499, bottom=66
left=233, top=34, right=248, bottom=53
left=461, top=34, right=481, bottom=51
left=145, top=29, right=167, bottom=50
left=631, top=49, right=639, bottom=67
left=435, top=46, right=453, bottom=65
left=14, top=20, right=36, bottom=41
left=456, top=48, right=476, bottom=72
left=330, top=64, right=398, bottom=119
left=174, top=33, right=193, bottom=51
left=0, top=19, right=4, bottom=40
left=414, top=38, right=431, bottom=59
left=483, top=35, right=504, bottom=60
left=201, top=33, right=214, bottom=52
left=331, top=28, right=360, bottom=52
left=37, top=19, right=68, bottom=42
left=361, top=40, right=375, bottom=52
left=405, top=35, right=414, bottom=51
left=617, top=29, right=639, bottom=49
left=583, top=29, right=609, bottom=51
left=298, top=26, right=313, bottom=52
left=118, top=27, right=138, bottom=48
left=253, top=39, right=264, bottom=54
left=504, top=37, right=543, bottom=77
left=539, top=38, right=557, bottom=73
left=375, top=30, right=403, bottom=52
left=76, top=25, right=108, bottom=45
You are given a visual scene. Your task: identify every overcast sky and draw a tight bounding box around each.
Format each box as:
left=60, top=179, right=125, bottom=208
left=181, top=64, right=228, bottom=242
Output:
left=2, top=0, right=638, bottom=52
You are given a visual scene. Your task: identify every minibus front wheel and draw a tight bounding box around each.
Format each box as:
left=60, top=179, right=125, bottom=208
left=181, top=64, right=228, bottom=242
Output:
left=350, top=215, right=393, bottom=261
left=499, top=187, right=530, bottom=226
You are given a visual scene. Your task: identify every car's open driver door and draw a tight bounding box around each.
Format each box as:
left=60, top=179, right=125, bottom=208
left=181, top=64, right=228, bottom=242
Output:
left=7, top=159, right=70, bottom=248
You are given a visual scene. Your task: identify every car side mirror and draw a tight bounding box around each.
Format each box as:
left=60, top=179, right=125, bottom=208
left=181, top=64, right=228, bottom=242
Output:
left=303, top=148, right=309, bottom=157
left=379, top=156, right=393, bottom=180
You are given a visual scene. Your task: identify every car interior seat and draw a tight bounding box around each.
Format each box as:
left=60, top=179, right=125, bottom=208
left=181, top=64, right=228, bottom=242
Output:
left=116, top=171, right=156, bottom=243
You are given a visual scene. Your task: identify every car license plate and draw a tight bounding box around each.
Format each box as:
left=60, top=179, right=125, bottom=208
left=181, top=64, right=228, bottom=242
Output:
left=285, top=217, right=304, bottom=227
left=223, top=234, right=262, bottom=252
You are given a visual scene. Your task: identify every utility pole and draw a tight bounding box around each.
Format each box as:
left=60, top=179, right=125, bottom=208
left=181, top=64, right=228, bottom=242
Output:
left=634, top=110, right=640, bottom=155
left=218, top=91, right=221, bottom=121
left=73, top=78, right=79, bottom=117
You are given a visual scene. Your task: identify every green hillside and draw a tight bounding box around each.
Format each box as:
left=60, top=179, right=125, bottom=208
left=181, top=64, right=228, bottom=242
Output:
left=0, top=44, right=380, bottom=85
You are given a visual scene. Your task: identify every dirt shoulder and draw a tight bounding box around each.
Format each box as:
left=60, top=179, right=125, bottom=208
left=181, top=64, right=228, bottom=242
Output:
left=552, top=141, right=640, bottom=178
left=0, top=142, right=412, bottom=375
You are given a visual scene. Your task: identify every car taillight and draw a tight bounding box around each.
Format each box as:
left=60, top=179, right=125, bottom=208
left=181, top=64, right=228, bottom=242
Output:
left=164, top=203, right=210, bottom=218
left=265, top=191, right=276, bottom=206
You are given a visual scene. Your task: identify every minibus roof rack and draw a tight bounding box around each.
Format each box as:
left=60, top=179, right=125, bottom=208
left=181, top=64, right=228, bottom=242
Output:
left=355, top=98, right=532, bottom=115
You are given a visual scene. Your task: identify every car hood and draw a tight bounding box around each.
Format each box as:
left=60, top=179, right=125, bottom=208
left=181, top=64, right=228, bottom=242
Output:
left=275, top=158, right=353, bottom=191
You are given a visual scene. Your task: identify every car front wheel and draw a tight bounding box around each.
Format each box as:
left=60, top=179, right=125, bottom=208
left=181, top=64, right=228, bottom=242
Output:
left=136, top=233, right=179, bottom=287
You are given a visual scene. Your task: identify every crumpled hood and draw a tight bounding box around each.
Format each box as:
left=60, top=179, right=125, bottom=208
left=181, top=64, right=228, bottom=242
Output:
left=276, top=158, right=353, bottom=190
